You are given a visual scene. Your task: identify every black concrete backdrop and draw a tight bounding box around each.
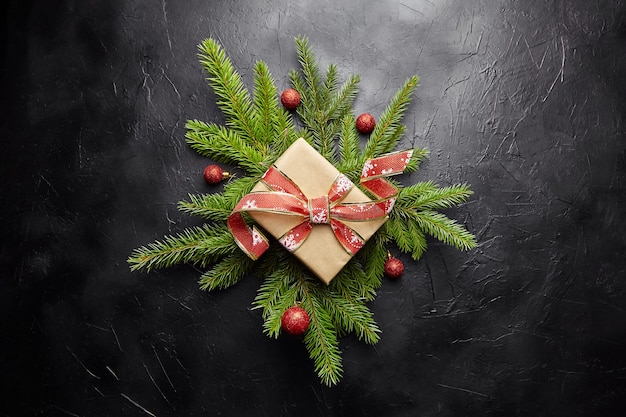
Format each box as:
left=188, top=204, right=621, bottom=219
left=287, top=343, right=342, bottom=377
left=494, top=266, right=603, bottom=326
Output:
left=2, top=1, right=626, bottom=416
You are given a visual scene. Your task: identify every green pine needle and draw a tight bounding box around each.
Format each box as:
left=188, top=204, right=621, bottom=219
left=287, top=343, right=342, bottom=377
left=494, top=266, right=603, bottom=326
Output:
left=197, top=39, right=258, bottom=143
left=128, top=224, right=238, bottom=272
left=198, top=251, right=254, bottom=291
left=337, top=113, right=362, bottom=181
left=398, top=182, right=473, bottom=210
left=252, top=60, right=281, bottom=146
left=413, top=210, right=476, bottom=251
left=356, top=230, right=390, bottom=290
left=178, top=193, right=233, bottom=222
left=301, top=293, right=343, bottom=386
left=364, top=75, right=419, bottom=159
left=185, top=120, right=267, bottom=175
left=323, top=293, right=381, bottom=344
left=404, top=147, right=429, bottom=172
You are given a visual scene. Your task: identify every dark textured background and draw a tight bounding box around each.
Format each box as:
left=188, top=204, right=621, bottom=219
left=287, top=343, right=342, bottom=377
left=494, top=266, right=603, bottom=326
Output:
left=2, top=0, right=626, bottom=416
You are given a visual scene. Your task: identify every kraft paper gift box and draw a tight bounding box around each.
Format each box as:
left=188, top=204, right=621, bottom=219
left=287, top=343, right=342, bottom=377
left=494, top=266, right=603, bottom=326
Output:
left=247, top=138, right=387, bottom=284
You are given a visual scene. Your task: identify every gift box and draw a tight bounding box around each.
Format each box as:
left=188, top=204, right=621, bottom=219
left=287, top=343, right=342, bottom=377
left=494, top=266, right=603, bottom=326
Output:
left=249, top=138, right=387, bottom=284
left=228, top=138, right=412, bottom=284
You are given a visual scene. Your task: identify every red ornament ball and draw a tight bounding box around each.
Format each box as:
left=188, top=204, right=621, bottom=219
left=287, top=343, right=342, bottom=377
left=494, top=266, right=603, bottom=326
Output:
left=203, top=165, right=228, bottom=184
left=281, top=306, right=310, bottom=336
left=384, top=256, right=405, bottom=279
left=280, top=88, right=301, bottom=110
left=356, top=113, right=376, bottom=134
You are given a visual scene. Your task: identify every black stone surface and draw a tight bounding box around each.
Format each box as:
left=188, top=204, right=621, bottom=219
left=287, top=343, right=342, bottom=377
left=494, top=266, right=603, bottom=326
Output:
left=2, top=1, right=626, bottom=416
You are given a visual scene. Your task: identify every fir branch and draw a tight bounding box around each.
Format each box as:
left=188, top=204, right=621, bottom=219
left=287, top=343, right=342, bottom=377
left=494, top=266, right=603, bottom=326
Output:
left=198, top=251, right=255, bottom=291
left=322, top=294, right=381, bottom=344
left=185, top=120, right=266, bottom=174
left=386, top=216, right=416, bottom=256
left=329, top=257, right=376, bottom=302
left=197, top=39, right=258, bottom=143
left=260, top=285, right=299, bottom=338
left=407, top=221, right=428, bottom=260
left=301, top=294, right=343, bottom=386
left=222, top=175, right=261, bottom=203
left=127, top=224, right=238, bottom=272
left=253, top=260, right=300, bottom=338
left=337, top=113, right=361, bottom=180
left=269, top=122, right=299, bottom=156
left=322, top=63, right=339, bottom=105
left=177, top=193, right=233, bottom=222
left=291, top=37, right=338, bottom=163
left=398, top=183, right=473, bottom=211
left=326, top=74, right=360, bottom=121
left=412, top=210, right=476, bottom=251
left=289, top=69, right=309, bottom=113
left=279, top=263, right=344, bottom=386
left=404, top=147, right=429, bottom=173
left=397, top=180, right=439, bottom=197
left=252, top=60, right=280, bottom=147
left=356, top=230, right=390, bottom=292
left=364, top=75, right=419, bottom=159
left=294, top=35, right=323, bottom=111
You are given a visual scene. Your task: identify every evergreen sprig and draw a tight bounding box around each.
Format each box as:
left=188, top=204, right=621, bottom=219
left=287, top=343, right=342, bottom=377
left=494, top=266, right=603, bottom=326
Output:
left=128, top=36, right=476, bottom=386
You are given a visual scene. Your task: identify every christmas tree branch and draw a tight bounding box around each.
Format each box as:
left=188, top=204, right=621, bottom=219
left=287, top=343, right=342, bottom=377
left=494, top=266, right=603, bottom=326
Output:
left=327, top=74, right=360, bottom=121
left=291, top=37, right=359, bottom=163
left=252, top=60, right=281, bottom=147
left=177, top=193, right=233, bottom=222
left=323, top=294, right=380, bottom=344
left=398, top=183, right=473, bottom=211
left=329, top=257, right=377, bottom=302
left=403, top=147, right=429, bottom=173
left=364, top=75, right=419, bottom=160
left=198, top=251, right=254, bottom=291
left=356, top=231, right=390, bottom=291
left=294, top=35, right=323, bottom=113
left=337, top=113, right=361, bottom=180
left=222, top=175, right=261, bottom=203
left=127, top=224, right=238, bottom=272
left=253, top=259, right=300, bottom=338
left=300, top=292, right=343, bottom=386
left=197, top=38, right=258, bottom=143
left=185, top=120, right=266, bottom=174
left=386, top=215, right=428, bottom=260
left=412, top=210, right=476, bottom=251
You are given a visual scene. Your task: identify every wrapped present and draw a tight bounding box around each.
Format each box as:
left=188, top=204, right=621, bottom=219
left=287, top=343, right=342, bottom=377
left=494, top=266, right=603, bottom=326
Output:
left=228, top=138, right=412, bottom=284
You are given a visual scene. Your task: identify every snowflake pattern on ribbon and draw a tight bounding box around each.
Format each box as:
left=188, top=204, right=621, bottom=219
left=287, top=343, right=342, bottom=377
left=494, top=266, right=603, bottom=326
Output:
left=279, top=232, right=299, bottom=251
left=310, top=209, right=328, bottom=224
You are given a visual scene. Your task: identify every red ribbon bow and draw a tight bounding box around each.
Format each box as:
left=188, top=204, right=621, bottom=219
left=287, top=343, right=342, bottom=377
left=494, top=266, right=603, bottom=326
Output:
left=227, top=149, right=414, bottom=260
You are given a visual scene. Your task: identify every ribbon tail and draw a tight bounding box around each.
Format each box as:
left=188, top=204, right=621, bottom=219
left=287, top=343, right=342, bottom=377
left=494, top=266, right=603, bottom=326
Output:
left=278, top=222, right=313, bottom=253
left=227, top=212, right=270, bottom=260
left=361, top=149, right=414, bottom=199
left=330, top=219, right=365, bottom=255
left=360, top=177, right=399, bottom=200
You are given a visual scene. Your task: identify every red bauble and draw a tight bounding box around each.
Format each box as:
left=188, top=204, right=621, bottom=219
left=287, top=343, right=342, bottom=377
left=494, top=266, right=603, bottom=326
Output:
left=203, top=164, right=228, bottom=184
left=356, top=113, right=376, bottom=134
left=384, top=256, right=404, bottom=279
left=280, top=88, right=301, bottom=110
left=281, top=306, right=310, bottom=335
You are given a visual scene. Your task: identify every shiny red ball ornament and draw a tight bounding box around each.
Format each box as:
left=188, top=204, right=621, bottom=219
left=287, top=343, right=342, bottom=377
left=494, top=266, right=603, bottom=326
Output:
left=356, top=113, right=376, bottom=134
left=281, top=306, right=310, bottom=336
left=280, top=88, right=301, bottom=110
left=384, top=256, right=404, bottom=279
left=203, top=164, right=229, bottom=184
